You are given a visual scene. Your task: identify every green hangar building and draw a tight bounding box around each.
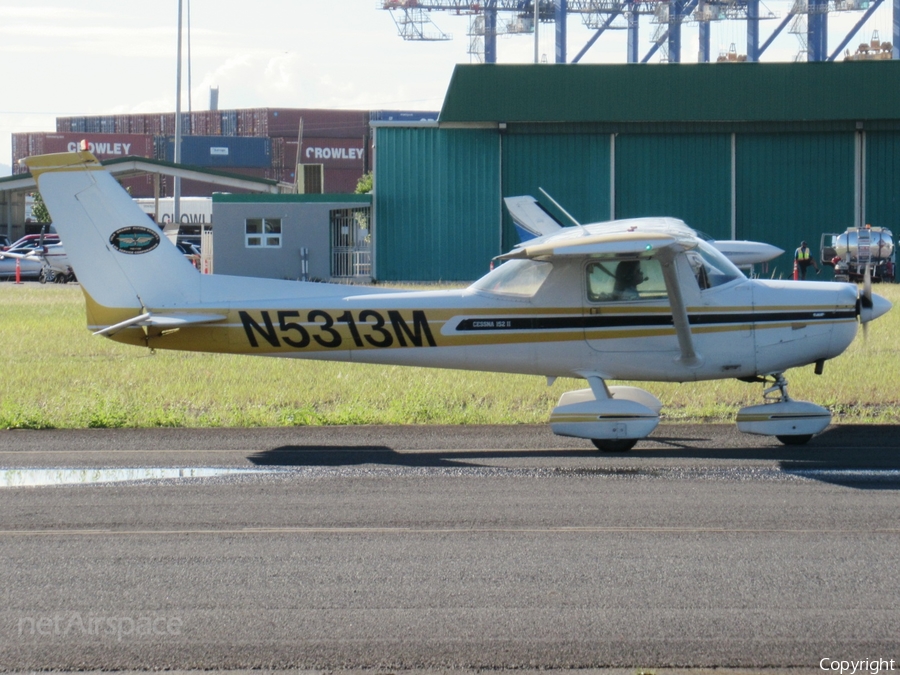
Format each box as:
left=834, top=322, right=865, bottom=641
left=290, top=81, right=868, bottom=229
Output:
left=371, top=60, right=900, bottom=282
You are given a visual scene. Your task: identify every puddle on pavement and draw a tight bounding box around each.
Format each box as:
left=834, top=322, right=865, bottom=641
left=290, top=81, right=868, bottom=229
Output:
left=0, top=467, right=272, bottom=488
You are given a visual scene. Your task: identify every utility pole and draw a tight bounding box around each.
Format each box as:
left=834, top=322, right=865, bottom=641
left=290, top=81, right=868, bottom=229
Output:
left=174, top=0, right=183, bottom=226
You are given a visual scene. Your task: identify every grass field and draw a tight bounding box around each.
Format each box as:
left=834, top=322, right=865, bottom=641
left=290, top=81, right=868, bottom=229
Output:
left=1, top=282, right=899, bottom=429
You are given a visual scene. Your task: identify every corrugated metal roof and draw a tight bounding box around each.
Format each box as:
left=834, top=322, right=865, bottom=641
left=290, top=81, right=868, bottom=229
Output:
left=440, top=62, right=900, bottom=124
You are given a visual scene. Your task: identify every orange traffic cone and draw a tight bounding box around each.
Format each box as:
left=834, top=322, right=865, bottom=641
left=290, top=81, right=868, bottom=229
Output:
left=14, top=258, right=21, bottom=285
left=792, top=259, right=799, bottom=281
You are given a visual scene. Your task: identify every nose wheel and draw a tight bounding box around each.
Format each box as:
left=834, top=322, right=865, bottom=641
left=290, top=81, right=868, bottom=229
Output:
left=736, top=372, right=831, bottom=445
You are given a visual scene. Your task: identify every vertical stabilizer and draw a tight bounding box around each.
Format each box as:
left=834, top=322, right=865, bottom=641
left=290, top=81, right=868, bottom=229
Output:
left=24, top=152, right=201, bottom=309
left=504, top=195, right=563, bottom=242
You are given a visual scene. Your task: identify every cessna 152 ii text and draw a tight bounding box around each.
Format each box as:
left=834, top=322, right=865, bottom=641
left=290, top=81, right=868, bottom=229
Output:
left=24, top=151, right=891, bottom=451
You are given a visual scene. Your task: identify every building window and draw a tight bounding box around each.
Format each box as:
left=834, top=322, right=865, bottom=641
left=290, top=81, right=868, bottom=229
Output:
left=245, top=218, right=282, bottom=248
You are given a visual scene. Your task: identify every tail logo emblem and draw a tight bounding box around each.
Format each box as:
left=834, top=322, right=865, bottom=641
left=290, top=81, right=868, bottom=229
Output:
left=109, top=227, right=160, bottom=255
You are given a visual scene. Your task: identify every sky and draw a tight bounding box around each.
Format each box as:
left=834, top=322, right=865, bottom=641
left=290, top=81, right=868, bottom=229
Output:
left=0, top=0, right=893, bottom=176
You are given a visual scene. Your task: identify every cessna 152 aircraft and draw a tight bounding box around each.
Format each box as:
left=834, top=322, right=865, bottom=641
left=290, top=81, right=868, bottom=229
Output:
left=24, top=150, right=891, bottom=450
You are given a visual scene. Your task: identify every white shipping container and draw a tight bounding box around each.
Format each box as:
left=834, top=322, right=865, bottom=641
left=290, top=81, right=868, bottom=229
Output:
left=135, top=197, right=213, bottom=227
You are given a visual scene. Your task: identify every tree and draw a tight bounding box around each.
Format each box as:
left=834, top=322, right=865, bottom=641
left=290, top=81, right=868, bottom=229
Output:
left=354, top=171, right=373, bottom=194
left=30, top=192, right=51, bottom=223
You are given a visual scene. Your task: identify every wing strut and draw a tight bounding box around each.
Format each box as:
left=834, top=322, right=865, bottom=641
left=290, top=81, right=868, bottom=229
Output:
left=658, top=248, right=702, bottom=368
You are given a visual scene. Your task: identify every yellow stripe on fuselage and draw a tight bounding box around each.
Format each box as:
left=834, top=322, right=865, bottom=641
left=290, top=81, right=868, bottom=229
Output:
left=82, top=292, right=856, bottom=356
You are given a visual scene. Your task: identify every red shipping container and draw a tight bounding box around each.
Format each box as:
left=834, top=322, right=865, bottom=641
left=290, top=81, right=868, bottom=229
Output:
left=118, top=175, right=159, bottom=199
left=323, top=168, right=369, bottom=194
left=264, top=108, right=369, bottom=138
left=278, top=137, right=369, bottom=170
left=34, top=133, right=156, bottom=160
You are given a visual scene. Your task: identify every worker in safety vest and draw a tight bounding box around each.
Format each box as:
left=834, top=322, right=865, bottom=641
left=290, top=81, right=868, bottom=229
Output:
left=794, top=240, right=819, bottom=280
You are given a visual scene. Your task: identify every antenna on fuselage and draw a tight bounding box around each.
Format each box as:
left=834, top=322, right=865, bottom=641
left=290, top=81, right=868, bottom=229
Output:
left=538, top=188, right=589, bottom=236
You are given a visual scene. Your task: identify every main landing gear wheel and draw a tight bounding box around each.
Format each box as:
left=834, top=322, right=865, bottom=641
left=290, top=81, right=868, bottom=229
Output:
left=776, top=434, right=813, bottom=446
left=591, top=438, right=637, bottom=452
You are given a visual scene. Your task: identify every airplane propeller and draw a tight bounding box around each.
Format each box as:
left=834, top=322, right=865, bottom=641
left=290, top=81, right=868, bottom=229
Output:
left=861, top=263, right=873, bottom=309
left=856, top=263, right=893, bottom=337
left=858, top=264, right=873, bottom=338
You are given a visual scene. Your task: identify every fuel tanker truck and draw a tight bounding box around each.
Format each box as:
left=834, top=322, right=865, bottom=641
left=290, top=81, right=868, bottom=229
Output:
left=821, top=225, right=895, bottom=283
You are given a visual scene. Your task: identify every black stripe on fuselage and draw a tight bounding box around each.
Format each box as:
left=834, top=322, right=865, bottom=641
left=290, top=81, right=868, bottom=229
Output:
left=454, top=309, right=857, bottom=332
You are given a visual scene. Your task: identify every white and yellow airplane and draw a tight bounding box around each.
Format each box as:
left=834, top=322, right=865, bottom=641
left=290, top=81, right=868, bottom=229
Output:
left=24, top=151, right=891, bottom=451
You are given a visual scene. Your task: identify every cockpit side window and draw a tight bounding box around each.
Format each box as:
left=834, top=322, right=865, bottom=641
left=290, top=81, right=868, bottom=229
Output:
left=586, top=258, right=667, bottom=302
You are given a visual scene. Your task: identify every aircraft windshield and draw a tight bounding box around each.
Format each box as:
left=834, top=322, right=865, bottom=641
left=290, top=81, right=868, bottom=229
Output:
left=686, top=240, right=744, bottom=290
left=471, top=259, right=553, bottom=297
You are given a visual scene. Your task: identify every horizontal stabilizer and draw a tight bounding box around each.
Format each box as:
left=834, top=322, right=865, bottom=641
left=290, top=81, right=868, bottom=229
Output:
left=0, top=250, right=37, bottom=261
left=94, top=312, right=227, bottom=336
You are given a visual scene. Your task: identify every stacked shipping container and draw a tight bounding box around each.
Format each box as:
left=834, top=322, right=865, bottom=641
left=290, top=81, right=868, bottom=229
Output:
left=13, top=108, right=375, bottom=197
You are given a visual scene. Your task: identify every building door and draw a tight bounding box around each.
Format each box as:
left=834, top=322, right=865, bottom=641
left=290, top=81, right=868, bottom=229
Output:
left=330, top=207, right=371, bottom=278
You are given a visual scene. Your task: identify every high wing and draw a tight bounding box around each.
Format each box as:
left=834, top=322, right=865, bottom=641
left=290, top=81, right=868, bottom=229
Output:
left=504, top=194, right=783, bottom=266
left=497, top=230, right=688, bottom=260
left=709, top=240, right=783, bottom=266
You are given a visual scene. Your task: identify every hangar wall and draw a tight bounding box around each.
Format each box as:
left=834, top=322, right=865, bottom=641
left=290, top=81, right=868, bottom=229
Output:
left=614, top=133, right=732, bottom=241
left=501, top=132, right=612, bottom=251
left=373, top=62, right=900, bottom=282
left=374, top=127, right=500, bottom=281
left=866, top=131, right=900, bottom=229
left=735, top=132, right=856, bottom=256
left=376, top=126, right=880, bottom=281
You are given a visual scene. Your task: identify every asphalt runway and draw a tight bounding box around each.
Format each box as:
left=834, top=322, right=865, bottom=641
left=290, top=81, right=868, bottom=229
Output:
left=0, top=424, right=898, bottom=673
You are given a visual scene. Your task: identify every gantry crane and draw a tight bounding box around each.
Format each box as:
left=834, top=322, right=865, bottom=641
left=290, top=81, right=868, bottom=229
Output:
left=379, top=0, right=897, bottom=63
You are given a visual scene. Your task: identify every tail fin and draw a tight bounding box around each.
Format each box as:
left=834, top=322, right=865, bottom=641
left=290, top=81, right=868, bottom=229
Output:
left=24, top=151, right=200, bottom=309
left=503, top=195, right=563, bottom=242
